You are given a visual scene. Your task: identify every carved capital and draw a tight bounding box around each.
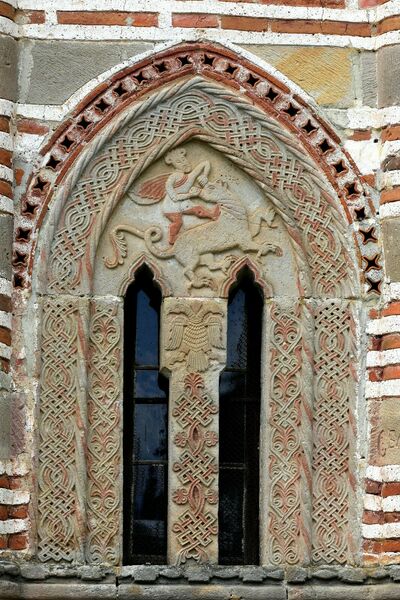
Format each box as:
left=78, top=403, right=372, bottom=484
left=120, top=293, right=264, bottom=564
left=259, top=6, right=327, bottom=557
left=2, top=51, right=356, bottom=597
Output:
left=161, top=298, right=227, bottom=374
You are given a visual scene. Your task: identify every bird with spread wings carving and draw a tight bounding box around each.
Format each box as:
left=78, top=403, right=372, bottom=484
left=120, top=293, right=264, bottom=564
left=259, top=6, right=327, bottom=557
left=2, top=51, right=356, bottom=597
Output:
left=166, top=303, right=224, bottom=372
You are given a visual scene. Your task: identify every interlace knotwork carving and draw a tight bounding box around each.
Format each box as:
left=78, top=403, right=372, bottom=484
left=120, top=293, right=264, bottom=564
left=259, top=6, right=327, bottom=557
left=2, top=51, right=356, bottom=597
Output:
left=268, top=302, right=313, bottom=565
left=87, top=300, right=122, bottom=565
left=38, top=297, right=88, bottom=562
left=47, top=79, right=356, bottom=298
left=312, top=301, right=356, bottom=564
left=165, top=300, right=224, bottom=372
left=172, top=373, right=218, bottom=564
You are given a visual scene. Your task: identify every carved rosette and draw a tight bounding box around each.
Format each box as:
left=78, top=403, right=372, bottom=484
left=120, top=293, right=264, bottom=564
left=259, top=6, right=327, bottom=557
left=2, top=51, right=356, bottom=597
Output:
left=161, top=298, right=226, bottom=564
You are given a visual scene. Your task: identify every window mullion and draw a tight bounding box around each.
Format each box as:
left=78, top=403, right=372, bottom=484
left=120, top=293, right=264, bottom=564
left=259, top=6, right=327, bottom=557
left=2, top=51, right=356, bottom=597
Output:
left=161, top=297, right=227, bottom=565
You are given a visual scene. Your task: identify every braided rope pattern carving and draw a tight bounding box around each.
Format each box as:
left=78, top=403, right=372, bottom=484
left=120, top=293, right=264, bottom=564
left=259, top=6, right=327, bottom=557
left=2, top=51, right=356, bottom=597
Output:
left=86, top=300, right=122, bottom=565
left=47, top=79, right=355, bottom=298
left=38, top=297, right=88, bottom=562
left=267, top=302, right=313, bottom=565
left=172, top=373, right=218, bottom=564
left=312, top=301, right=357, bottom=563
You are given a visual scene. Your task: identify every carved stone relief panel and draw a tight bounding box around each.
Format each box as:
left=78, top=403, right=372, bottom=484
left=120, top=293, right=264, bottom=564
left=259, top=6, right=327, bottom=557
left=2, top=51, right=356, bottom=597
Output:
left=34, top=75, right=363, bottom=569
left=262, top=300, right=314, bottom=566
left=161, top=298, right=227, bottom=564
left=86, top=297, right=123, bottom=565
left=38, top=295, right=123, bottom=566
left=38, top=296, right=90, bottom=563
left=96, top=141, right=293, bottom=299
left=312, top=300, right=358, bottom=564
left=45, top=79, right=357, bottom=299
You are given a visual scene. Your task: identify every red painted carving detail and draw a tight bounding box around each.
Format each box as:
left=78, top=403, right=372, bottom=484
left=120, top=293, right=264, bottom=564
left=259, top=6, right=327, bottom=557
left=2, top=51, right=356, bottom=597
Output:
left=15, top=43, right=378, bottom=294
left=172, top=373, right=218, bottom=564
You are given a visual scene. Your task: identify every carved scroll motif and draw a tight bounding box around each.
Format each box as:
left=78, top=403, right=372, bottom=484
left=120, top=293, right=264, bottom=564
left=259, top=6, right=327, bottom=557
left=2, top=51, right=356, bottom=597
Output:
left=267, top=302, right=313, bottom=565
left=312, top=301, right=357, bottom=563
left=171, top=373, right=218, bottom=564
left=38, top=297, right=89, bottom=562
left=86, top=299, right=122, bottom=565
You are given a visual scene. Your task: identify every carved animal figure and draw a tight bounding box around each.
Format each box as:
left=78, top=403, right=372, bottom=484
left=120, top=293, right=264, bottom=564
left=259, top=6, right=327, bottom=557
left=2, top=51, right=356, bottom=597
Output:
left=166, top=302, right=224, bottom=371
left=105, top=180, right=281, bottom=289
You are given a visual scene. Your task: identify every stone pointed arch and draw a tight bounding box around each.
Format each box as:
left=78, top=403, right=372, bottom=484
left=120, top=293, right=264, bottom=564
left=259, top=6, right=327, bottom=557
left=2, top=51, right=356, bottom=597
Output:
left=16, top=42, right=380, bottom=296
left=33, top=74, right=360, bottom=300
left=29, top=42, right=370, bottom=568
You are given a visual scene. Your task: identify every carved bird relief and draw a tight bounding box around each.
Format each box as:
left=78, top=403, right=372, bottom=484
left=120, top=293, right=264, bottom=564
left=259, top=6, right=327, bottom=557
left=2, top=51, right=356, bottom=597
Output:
left=166, top=302, right=224, bottom=372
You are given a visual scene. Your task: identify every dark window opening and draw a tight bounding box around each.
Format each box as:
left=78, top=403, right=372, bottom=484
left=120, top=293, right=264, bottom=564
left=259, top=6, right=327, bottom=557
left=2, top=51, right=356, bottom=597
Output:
left=123, top=265, right=168, bottom=565
left=219, top=267, right=262, bottom=565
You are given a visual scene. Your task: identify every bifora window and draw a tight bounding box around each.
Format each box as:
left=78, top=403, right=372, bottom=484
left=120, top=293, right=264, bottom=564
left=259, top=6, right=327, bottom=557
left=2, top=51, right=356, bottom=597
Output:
left=219, top=269, right=262, bottom=565
left=123, top=266, right=262, bottom=565
left=123, top=265, right=169, bottom=565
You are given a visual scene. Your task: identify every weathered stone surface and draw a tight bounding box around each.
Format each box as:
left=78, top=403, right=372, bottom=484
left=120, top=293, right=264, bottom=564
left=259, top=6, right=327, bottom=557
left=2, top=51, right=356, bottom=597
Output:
left=0, top=372, right=11, bottom=458
left=286, top=567, right=309, bottom=583
left=0, top=35, right=17, bottom=102
left=241, top=45, right=356, bottom=107
left=19, top=564, right=47, bottom=580
left=369, top=397, right=400, bottom=465
left=360, top=51, right=377, bottom=108
left=288, top=584, right=400, bottom=599
left=0, top=214, right=13, bottom=280
left=383, top=219, right=400, bottom=281
left=0, top=582, right=117, bottom=599
left=118, top=584, right=286, bottom=600
left=18, top=40, right=153, bottom=104
left=378, top=45, right=400, bottom=108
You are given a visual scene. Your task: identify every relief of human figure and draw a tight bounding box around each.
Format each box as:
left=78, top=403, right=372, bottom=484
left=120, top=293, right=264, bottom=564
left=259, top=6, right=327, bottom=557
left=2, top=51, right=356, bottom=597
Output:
left=131, top=147, right=220, bottom=245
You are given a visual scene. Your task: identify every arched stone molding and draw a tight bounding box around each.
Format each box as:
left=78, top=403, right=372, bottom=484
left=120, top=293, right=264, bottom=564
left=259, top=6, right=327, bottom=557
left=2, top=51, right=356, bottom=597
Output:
left=25, top=42, right=369, bottom=567
left=33, top=75, right=359, bottom=300
left=14, top=42, right=381, bottom=297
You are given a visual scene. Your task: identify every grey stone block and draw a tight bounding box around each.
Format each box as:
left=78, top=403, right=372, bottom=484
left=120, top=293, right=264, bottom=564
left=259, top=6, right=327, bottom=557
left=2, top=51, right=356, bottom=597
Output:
left=378, top=45, right=400, bottom=108
left=339, top=568, right=366, bottom=583
left=0, top=390, right=10, bottom=458
left=286, top=567, right=309, bottom=583
left=383, top=218, right=400, bottom=282
left=0, top=34, right=17, bottom=102
left=360, top=51, right=377, bottom=108
left=18, top=40, right=153, bottom=104
left=0, top=213, right=12, bottom=280
left=288, top=584, right=400, bottom=599
left=7, top=582, right=117, bottom=599
left=118, top=584, right=286, bottom=600
left=19, top=565, right=47, bottom=580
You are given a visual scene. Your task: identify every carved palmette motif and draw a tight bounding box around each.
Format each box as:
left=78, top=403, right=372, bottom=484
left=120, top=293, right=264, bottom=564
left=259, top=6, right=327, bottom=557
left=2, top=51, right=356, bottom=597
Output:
left=312, top=301, right=357, bottom=563
left=38, top=297, right=89, bottom=562
left=267, top=302, right=313, bottom=565
left=86, top=300, right=122, bottom=565
left=172, top=373, right=218, bottom=564
left=47, top=79, right=355, bottom=298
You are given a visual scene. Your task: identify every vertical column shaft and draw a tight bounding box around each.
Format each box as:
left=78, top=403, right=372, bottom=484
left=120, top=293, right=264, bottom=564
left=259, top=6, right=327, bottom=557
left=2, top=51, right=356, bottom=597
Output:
left=161, top=297, right=226, bottom=565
